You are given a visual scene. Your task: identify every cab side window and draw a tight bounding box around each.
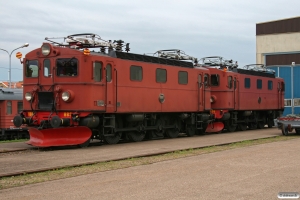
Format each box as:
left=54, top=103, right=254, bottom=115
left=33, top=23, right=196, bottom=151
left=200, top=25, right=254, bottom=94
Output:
left=204, top=74, right=209, bottom=88
left=211, top=74, right=219, bottom=86
left=57, top=58, right=78, bottom=77
left=44, top=59, right=50, bottom=77
left=268, top=80, right=273, bottom=90
left=228, top=76, right=232, bottom=89
left=26, top=60, right=38, bottom=77
left=130, top=66, right=143, bottom=81
left=7, top=101, right=12, bottom=115
left=257, top=79, right=262, bottom=89
left=156, top=68, right=166, bottom=83
left=93, top=62, right=102, bottom=82
left=178, top=71, right=188, bottom=85
left=198, top=74, right=202, bottom=88
left=106, top=64, right=112, bottom=82
left=245, top=78, right=250, bottom=88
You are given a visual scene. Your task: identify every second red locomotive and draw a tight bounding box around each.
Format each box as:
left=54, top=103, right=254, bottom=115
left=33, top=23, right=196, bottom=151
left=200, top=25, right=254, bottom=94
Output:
left=13, top=33, right=284, bottom=147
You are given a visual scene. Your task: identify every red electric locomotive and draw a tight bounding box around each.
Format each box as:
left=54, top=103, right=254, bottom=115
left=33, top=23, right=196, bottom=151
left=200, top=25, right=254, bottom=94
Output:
left=13, top=33, right=215, bottom=147
left=0, top=88, right=28, bottom=140
left=199, top=57, right=284, bottom=132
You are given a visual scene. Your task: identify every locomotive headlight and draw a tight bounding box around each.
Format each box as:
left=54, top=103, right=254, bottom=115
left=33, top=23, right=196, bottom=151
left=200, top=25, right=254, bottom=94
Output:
left=210, top=95, right=217, bottom=103
left=41, top=44, right=51, bottom=56
left=62, top=90, right=74, bottom=102
left=25, top=92, right=32, bottom=101
left=62, top=91, right=70, bottom=101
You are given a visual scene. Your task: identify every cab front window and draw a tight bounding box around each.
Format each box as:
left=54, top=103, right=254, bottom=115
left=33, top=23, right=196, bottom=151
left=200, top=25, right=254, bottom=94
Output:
left=26, top=60, right=38, bottom=77
left=57, top=58, right=78, bottom=76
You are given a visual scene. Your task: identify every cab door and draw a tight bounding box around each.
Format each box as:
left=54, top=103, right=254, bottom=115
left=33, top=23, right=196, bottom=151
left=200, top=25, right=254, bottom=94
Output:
left=233, top=76, right=239, bottom=110
left=104, top=61, right=115, bottom=113
left=203, top=73, right=211, bottom=110
left=39, top=59, right=54, bottom=89
left=198, top=74, right=204, bottom=111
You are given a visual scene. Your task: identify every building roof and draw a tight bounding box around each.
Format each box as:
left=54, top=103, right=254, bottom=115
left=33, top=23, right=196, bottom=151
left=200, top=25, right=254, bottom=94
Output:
left=0, top=81, right=23, bottom=89
left=256, top=16, right=300, bottom=24
left=256, top=16, right=300, bottom=35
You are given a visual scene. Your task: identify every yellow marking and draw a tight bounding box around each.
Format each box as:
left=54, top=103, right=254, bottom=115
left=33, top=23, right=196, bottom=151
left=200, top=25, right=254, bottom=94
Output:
left=64, top=112, right=71, bottom=117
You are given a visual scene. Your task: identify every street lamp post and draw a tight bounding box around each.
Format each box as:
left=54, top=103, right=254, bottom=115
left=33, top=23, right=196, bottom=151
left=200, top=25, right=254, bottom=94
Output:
left=0, top=43, right=29, bottom=88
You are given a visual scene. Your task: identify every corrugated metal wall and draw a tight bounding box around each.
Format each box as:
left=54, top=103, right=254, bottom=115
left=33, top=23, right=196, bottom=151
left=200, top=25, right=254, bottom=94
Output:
left=268, top=65, right=300, bottom=115
left=266, top=54, right=300, bottom=65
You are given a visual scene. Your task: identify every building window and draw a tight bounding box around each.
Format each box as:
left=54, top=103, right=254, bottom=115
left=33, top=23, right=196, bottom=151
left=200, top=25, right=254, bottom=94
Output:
left=245, top=78, right=250, bottom=88
left=93, top=62, right=102, bottom=82
left=284, top=99, right=291, bottom=106
left=7, top=101, right=12, bottom=115
left=257, top=79, right=262, bottom=89
left=294, top=99, right=300, bottom=106
left=17, top=102, right=23, bottom=113
left=130, top=66, right=143, bottom=81
left=211, top=74, right=219, bottom=86
left=178, top=71, right=188, bottom=84
left=156, top=68, right=167, bottom=83
left=106, top=64, right=112, bottom=82
left=268, top=80, right=273, bottom=90
left=228, top=76, right=232, bottom=89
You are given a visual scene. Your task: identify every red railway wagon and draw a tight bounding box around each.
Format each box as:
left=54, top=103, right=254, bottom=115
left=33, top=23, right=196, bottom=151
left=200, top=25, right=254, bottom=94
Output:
left=199, top=57, right=284, bottom=132
left=0, top=88, right=28, bottom=140
left=13, top=33, right=215, bottom=147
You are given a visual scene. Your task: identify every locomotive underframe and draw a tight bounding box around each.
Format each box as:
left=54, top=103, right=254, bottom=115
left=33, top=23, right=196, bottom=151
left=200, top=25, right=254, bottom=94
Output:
left=220, top=109, right=282, bottom=132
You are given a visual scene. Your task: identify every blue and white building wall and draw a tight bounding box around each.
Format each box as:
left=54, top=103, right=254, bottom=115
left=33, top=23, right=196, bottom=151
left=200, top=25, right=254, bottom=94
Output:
left=256, top=16, right=300, bottom=116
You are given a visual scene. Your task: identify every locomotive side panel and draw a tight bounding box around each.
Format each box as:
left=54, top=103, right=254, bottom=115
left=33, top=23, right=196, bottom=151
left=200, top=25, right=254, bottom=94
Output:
left=237, top=74, right=283, bottom=111
left=161, top=66, right=203, bottom=112
left=113, top=60, right=162, bottom=113
left=209, top=70, right=236, bottom=110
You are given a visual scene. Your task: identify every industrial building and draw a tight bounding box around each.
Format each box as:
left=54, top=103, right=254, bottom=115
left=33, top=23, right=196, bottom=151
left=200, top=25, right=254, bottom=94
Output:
left=256, top=16, right=300, bottom=115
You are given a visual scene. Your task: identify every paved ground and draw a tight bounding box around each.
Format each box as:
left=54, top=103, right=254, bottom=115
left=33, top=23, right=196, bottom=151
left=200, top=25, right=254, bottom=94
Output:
left=0, top=128, right=282, bottom=177
left=1, top=135, right=300, bottom=200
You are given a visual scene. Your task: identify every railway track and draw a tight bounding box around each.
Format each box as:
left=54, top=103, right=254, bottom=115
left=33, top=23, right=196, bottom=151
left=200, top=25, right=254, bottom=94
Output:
left=0, top=128, right=285, bottom=178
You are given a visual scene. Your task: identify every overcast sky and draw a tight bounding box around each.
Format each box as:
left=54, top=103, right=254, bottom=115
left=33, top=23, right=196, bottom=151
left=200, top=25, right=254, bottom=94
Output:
left=0, top=0, right=299, bottom=82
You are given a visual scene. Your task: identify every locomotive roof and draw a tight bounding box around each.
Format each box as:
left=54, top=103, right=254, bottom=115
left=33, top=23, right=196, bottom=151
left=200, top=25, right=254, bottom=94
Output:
left=45, top=34, right=196, bottom=69
left=114, top=51, right=194, bottom=68
left=0, top=88, right=23, bottom=100
left=199, top=56, right=276, bottom=78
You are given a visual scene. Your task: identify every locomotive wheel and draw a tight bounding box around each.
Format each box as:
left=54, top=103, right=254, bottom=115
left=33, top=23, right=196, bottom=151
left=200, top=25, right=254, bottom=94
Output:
left=295, top=129, right=300, bottom=135
left=226, top=125, right=237, bottom=132
left=165, top=129, right=179, bottom=138
left=104, top=132, right=122, bottom=144
left=103, top=117, right=123, bottom=144
left=196, top=123, right=208, bottom=135
left=257, top=121, right=265, bottom=129
left=149, top=118, right=165, bottom=139
left=237, top=123, right=247, bottom=131
left=126, top=122, right=146, bottom=142
left=127, top=132, right=146, bottom=142
left=186, top=125, right=196, bottom=137
left=164, top=117, right=180, bottom=138
left=249, top=123, right=257, bottom=130
left=78, top=138, right=91, bottom=148
left=225, top=122, right=236, bottom=132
